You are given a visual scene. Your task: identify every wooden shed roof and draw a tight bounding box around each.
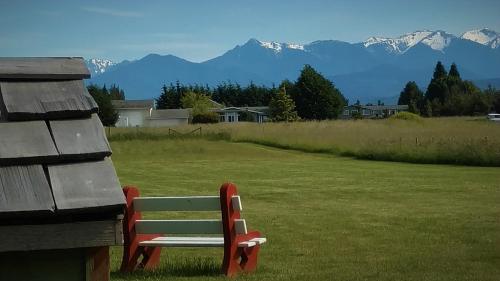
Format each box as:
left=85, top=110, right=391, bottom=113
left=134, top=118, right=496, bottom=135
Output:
left=0, top=58, right=124, bottom=220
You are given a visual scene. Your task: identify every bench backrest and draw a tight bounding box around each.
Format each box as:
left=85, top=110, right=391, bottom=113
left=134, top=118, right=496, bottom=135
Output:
left=123, top=186, right=247, bottom=239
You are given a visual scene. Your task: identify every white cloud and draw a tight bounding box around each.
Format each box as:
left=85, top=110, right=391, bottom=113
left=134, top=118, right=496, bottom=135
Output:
left=82, top=7, right=143, bottom=18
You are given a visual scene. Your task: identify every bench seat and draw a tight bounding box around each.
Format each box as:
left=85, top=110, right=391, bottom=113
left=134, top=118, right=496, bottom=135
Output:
left=139, top=236, right=267, bottom=248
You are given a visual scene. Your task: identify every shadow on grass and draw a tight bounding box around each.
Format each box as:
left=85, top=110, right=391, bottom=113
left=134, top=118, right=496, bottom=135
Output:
left=110, top=257, right=221, bottom=279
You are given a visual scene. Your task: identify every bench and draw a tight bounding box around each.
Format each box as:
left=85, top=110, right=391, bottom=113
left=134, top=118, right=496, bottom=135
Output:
left=120, top=182, right=266, bottom=277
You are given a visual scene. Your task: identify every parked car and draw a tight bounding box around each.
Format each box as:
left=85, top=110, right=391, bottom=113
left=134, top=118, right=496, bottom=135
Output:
left=487, top=113, right=500, bottom=121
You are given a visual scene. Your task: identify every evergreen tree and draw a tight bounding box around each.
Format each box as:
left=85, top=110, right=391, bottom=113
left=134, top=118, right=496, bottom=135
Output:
left=448, top=63, right=460, bottom=79
left=269, top=86, right=298, bottom=122
left=291, top=65, right=346, bottom=120
left=87, top=84, right=118, bottom=126
left=433, top=61, right=448, bottom=80
left=398, top=81, right=424, bottom=114
left=109, top=84, right=125, bottom=100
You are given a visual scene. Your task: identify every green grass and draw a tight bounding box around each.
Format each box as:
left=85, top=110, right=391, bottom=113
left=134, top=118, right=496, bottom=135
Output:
left=110, top=139, right=500, bottom=281
left=106, top=117, right=500, bottom=166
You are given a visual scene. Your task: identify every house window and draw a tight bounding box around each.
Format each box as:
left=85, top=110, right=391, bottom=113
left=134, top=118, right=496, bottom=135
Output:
left=363, top=109, right=371, bottom=115
left=343, top=110, right=349, bottom=116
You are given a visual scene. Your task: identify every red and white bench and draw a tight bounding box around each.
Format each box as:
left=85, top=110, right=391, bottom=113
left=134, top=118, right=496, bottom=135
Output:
left=120, top=182, right=266, bottom=277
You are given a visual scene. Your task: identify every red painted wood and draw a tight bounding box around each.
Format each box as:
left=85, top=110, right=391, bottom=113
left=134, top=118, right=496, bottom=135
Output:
left=220, top=183, right=262, bottom=277
left=120, top=186, right=161, bottom=272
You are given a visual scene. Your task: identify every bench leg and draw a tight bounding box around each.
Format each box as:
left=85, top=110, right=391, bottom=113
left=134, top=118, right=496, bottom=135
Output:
left=222, top=231, right=262, bottom=277
left=240, top=245, right=261, bottom=273
left=121, top=241, right=161, bottom=272
left=139, top=246, right=161, bottom=270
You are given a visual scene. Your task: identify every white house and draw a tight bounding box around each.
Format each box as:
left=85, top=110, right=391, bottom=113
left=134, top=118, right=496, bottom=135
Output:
left=214, top=106, right=269, bottom=123
left=112, top=100, right=189, bottom=127
left=112, top=100, right=154, bottom=127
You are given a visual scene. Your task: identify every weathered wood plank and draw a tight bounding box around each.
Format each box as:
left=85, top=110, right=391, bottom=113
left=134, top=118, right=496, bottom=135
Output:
left=0, top=80, right=98, bottom=120
left=0, top=165, right=55, bottom=216
left=0, top=121, right=59, bottom=165
left=136, top=219, right=224, bottom=234
left=48, top=159, right=126, bottom=212
left=133, top=196, right=220, bottom=212
left=0, top=220, right=120, bottom=252
left=0, top=57, right=90, bottom=79
left=50, top=114, right=111, bottom=160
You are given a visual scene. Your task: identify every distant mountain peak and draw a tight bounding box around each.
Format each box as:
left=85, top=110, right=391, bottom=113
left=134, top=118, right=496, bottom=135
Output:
left=363, top=30, right=458, bottom=53
left=85, top=58, right=116, bottom=76
left=461, top=28, right=500, bottom=48
left=249, top=39, right=305, bottom=52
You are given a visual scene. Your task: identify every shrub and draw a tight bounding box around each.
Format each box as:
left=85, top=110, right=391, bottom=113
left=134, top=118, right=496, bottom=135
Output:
left=389, top=112, right=423, bottom=121
left=192, top=112, right=219, bottom=124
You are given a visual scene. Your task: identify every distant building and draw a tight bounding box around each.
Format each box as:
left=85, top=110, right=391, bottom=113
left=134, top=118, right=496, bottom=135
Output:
left=112, top=99, right=154, bottom=127
left=112, top=100, right=189, bottom=127
left=214, top=106, right=269, bottom=123
left=147, top=108, right=189, bottom=127
left=342, top=105, right=409, bottom=119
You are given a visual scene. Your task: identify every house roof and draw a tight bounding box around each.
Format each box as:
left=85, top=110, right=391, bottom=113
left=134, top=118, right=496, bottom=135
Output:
left=148, top=109, right=190, bottom=119
left=112, top=99, right=154, bottom=109
left=345, top=105, right=409, bottom=110
left=215, top=106, right=269, bottom=114
left=0, top=58, right=125, bottom=220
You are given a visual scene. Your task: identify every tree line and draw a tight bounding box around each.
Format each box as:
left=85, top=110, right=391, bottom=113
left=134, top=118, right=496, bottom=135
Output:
left=156, top=65, right=347, bottom=122
left=398, top=62, right=500, bottom=116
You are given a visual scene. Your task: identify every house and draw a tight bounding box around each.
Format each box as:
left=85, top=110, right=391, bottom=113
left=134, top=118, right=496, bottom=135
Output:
left=342, top=104, right=409, bottom=119
left=112, top=100, right=189, bottom=127
left=215, top=106, right=269, bottom=123
left=147, top=108, right=190, bottom=127
left=112, top=99, right=154, bottom=127
left=0, top=57, right=125, bottom=281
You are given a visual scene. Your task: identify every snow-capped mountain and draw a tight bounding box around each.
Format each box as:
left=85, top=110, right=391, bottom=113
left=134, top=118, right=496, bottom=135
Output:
left=258, top=40, right=305, bottom=52
left=364, top=30, right=455, bottom=53
left=85, top=58, right=116, bottom=76
left=461, top=28, right=500, bottom=48
left=89, top=28, right=500, bottom=102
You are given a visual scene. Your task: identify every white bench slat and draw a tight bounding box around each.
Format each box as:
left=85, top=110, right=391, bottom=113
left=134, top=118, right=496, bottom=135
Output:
left=152, top=237, right=223, bottom=241
left=136, top=219, right=223, bottom=234
left=238, top=241, right=257, bottom=247
left=133, top=196, right=220, bottom=211
left=231, top=195, right=243, bottom=211
left=140, top=239, right=224, bottom=247
left=249, top=237, right=267, bottom=245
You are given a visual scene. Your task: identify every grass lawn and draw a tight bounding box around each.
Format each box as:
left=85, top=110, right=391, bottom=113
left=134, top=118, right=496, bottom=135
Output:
left=109, top=139, right=500, bottom=281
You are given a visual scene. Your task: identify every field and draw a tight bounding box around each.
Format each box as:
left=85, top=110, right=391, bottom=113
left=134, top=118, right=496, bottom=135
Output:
left=107, top=117, right=500, bottom=166
left=109, top=138, right=500, bottom=281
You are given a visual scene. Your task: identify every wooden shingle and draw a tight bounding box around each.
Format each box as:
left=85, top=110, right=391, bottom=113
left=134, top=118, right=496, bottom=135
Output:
left=50, top=114, right=111, bottom=160
left=0, top=165, right=55, bottom=216
left=0, top=80, right=98, bottom=121
left=0, top=57, right=90, bottom=79
left=48, top=159, right=125, bottom=212
left=0, top=121, right=59, bottom=166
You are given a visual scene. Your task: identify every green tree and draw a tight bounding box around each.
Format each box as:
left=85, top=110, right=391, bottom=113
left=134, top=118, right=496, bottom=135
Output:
left=109, top=84, right=125, bottom=100
left=181, top=91, right=212, bottom=116
left=448, top=63, right=461, bottom=79
left=291, top=65, right=346, bottom=120
left=269, top=87, right=298, bottom=122
left=398, top=81, right=424, bottom=114
left=87, top=84, right=118, bottom=126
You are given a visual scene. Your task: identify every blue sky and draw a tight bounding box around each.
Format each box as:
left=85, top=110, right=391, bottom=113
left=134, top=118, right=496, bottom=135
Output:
left=1, top=0, right=499, bottom=62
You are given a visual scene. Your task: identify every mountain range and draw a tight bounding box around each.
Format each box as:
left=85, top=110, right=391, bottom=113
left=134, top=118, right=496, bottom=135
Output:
left=86, top=28, right=500, bottom=103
